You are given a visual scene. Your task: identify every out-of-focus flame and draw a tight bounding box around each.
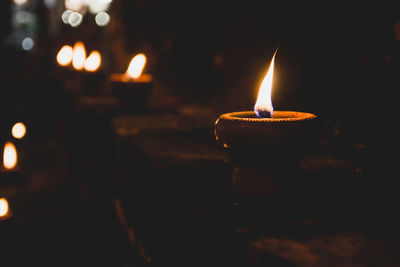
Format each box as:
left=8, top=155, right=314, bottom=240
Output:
left=126, top=53, right=147, bottom=79
left=72, top=41, right=86, bottom=70
left=0, top=198, right=9, bottom=218
left=57, top=45, right=73, bottom=66
left=84, top=50, right=101, bottom=72
left=3, top=142, right=17, bottom=170
left=254, top=51, right=277, bottom=118
left=11, top=122, right=26, bottom=139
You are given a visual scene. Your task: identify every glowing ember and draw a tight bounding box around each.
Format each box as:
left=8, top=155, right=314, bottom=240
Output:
left=11, top=122, right=26, bottom=139
left=254, top=51, right=277, bottom=118
left=72, top=41, right=86, bottom=70
left=3, top=142, right=17, bottom=170
left=56, top=45, right=73, bottom=66
left=0, top=198, right=9, bottom=218
left=126, top=53, right=147, bottom=79
left=84, top=50, right=101, bottom=72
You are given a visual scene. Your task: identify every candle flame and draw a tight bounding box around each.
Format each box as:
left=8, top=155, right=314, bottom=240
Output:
left=0, top=198, right=9, bottom=218
left=84, top=50, right=101, bottom=72
left=126, top=53, right=147, bottom=79
left=56, top=45, right=73, bottom=66
left=3, top=142, right=17, bottom=170
left=72, top=41, right=86, bottom=70
left=254, top=50, right=277, bottom=118
left=11, top=122, right=26, bottom=139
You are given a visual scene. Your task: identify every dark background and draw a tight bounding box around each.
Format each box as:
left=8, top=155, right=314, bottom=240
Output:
left=2, top=1, right=399, bottom=142
left=1, top=1, right=400, bottom=266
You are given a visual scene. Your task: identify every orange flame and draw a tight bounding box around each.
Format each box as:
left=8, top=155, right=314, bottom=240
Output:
left=72, top=41, right=86, bottom=70
left=56, top=45, right=73, bottom=66
left=126, top=53, right=147, bottom=79
left=11, top=122, right=26, bottom=139
left=254, top=50, right=277, bottom=118
left=84, top=50, right=101, bottom=72
left=3, top=142, right=17, bottom=170
left=0, top=198, right=9, bottom=218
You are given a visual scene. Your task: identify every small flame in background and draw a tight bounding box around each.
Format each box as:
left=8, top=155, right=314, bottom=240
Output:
left=254, top=50, right=277, bottom=118
left=11, top=122, right=26, bottom=139
left=0, top=198, right=9, bottom=219
left=72, top=41, right=86, bottom=70
left=126, top=53, right=147, bottom=79
left=3, top=142, right=17, bottom=170
left=57, top=45, right=73, bottom=66
left=84, top=50, right=101, bottom=72
left=57, top=42, right=102, bottom=71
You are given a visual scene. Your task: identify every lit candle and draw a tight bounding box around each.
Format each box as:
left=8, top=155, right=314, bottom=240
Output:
left=214, top=51, right=319, bottom=197
left=11, top=122, right=27, bottom=139
left=2, top=142, right=18, bottom=172
left=109, top=53, right=154, bottom=109
left=0, top=197, right=11, bottom=221
left=215, top=51, right=317, bottom=151
left=55, top=42, right=105, bottom=94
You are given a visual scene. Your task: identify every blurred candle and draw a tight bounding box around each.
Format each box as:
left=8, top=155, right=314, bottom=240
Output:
left=3, top=142, right=17, bottom=171
left=109, top=53, right=153, bottom=109
left=11, top=122, right=26, bottom=139
left=72, top=41, right=86, bottom=70
left=57, top=45, right=73, bottom=66
left=0, top=198, right=10, bottom=219
left=84, top=50, right=102, bottom=72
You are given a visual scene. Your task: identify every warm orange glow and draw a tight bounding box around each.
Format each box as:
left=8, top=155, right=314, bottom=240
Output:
left=56, top=45, right=73, bottom=66
left=3, top=142, right=17, bottom=170
left=0, top=198, right=9, bottom=218
left=254, top=51, right=277, bottom=118
left=126, top=53, right=147, bottom=79
left=72, top=41, right=86, bottom=70
left=84, top=50, right=101, bottom=72
left=11, top=122, right=26, bottom=139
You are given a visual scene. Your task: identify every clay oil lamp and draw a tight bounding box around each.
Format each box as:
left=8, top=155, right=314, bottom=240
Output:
left=109, top=53, right=153, bottom=111
left=215, top=51, right=318, bottom=196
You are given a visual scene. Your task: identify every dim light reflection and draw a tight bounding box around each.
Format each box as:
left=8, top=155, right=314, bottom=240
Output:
left=12, top=122, right=27, bottom=139
left=68, top=11, right=83, bottom=27
left=0, top=198, right=9, bottom=218
left=95, top=11, right=110, bottom=26
left=21, top=37, right=34, bottom=51
left=3, top=142, right=17, bottom=170
left=61, top=10, right=73, bottom=24
left=87, top=0, right=111, bottom=13
left=57, top=45, right=73, bottom=66
left=72, top=41, right=86, bottom=70
left=126, top=53, right=147, bottom=79
left=254, top=51, right=277, bottom=118
left=84, top=50, right=101, bottom=71
left=13, top=0, right=28, bottom=6
left=65, top=0, right=84, bottom=11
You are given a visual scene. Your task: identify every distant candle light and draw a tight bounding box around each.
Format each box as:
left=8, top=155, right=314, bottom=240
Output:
left=3, top=142, right=17, bottom=170
left=126, top=53, right=147, bottom=79
left=84, top=50, right=101, bottom=72
left=11, top=122, right=26, bottom=139
left=0, top=198, right=9, bottom=218
left=57, top=45, right=73, bottom=66
left=72, top=41, right=86, bottom=70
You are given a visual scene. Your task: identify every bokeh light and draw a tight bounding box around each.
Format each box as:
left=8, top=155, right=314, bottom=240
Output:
left=12, top=122, right=27, bottom=139
left=95, top=11, right=110, bottom=27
